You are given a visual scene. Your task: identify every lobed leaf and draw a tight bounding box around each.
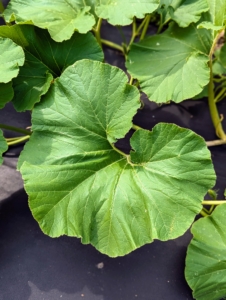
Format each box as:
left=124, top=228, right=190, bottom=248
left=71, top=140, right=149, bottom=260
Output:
left=19, top=60, right=215, bottom=257
left=0, top=130, right=8, bottom=165
left=95, top=0, right=159, bottom=26
left=126, top=23, right=212, bottom=103
left=4, top=0, right=96, bottom=42
left=0, top=24, right=103, bottom=111
left=158, top=0, right=209, bottom=28
left=185, top=203, right=226, bottom=300
left=0, top=82, right=14, bottom=109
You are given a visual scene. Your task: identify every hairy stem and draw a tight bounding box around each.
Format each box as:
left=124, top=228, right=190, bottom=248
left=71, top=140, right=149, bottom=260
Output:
left=0, top=123, right=32, bottom=135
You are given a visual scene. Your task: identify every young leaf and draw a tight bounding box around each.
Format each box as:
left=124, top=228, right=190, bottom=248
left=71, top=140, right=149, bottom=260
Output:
left=0, top=129, right=8, bottom=165
left=95, top=0, right=159, bottom=26
left=0, top=37, right=24, bottom=83
left=158, top=0, right=209, bottom=28
left=0, top=24, right=103, bottom=111
left=3, top=0, right=96, bottom=42
left=185, top=203, right=226, bottom=300
left=19, top=60, right=215, bottom=257
left=126, top=23, right=212, bottom=103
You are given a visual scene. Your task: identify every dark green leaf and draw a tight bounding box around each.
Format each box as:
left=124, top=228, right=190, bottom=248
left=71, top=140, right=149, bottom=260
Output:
left=19, top=60, right=215, bottom=257
left=0, top=82, right=14, bottom=109
left=0, top=129, right=8, bottom=165
left=0, top=24, right=103, bottom=111
left=185, top=203, right=226, bottom=300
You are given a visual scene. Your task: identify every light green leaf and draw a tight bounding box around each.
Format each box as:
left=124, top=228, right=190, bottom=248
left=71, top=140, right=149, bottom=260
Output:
left=4, top=0, right=96, bottom=42
left=19, top=60, right=215, bottom=257
left=0, top=82, right=14, bottom=109
left=126, top=23, right=212, bottom=103
left=95, top=0, right=159, bottom=26
left=198, top=0, right=226, bottom=37
left=0, top=129, right=8, bottom=165
left=0, top=37, right=24, bottom=83
left=192, top=84, right=208, bottom=99
left=185, top=203, right=226, bottom=300
left=0, top=24, right=103, bottom=111
left=158, top=0, right=209, bottom=28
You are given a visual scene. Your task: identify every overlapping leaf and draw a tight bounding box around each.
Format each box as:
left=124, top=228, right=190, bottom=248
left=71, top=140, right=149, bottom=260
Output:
left=0, top=37, right=24, bottom=108
left=0, top=24, right=103, bottom=111
left=158, top=0, right=209, bottom=28
left=126, top=23, right=212, bottom=103
left=4, top=0, right=159, bottom=41
left=0, top=130, right=7, bottom=165
left=185, top=203, right=226, bottom=300
left=95, top=0, right=159, bottom=26
left=198, top=0, right=226, bottom=33
left=18, top=60, right=215, bottom=257
left=3, top=0, right=96, bottom=42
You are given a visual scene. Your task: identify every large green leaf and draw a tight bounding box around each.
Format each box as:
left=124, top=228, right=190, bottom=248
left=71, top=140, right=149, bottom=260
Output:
left=0, top=37, right=24, bottom=83
left=4, top=0, right=159, bottom=39
left=0, top=130, right=8, bottom=165
left=4, top=0, right=96, bottom=42
left=185, top=203, right=226, bottom=300
left=18, top=60, right=215, bottom=257
left=95, top=0, right=159, bottom=26
left=158, top=0, right=209, bottom=28
left=126, top=23, right=212, bottom=103
left=0, top=24, right=103, bottom=111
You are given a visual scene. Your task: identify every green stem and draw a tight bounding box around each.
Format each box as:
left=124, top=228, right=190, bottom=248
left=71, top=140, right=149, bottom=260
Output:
left=140, top=15, right=151, bottom=41
left=7, top=135, right=30, bottom=146
left=215, top=87, right=226, bottom=103
left=111, top=143, right=128, bottom=158
left=200, top=209, right=209, bottom=217
left=0, top=123, right=31, bottom=135
left=202, top=200, right=226, bottom=205
left=132, top=124, right=142, bottom=131
left=208, top=60, right=226, bottom=139
left=206, top=139, right=226, bottom=146
left=95, top=18, right=103, bottom=46
left=101, top=39, right=124, bottom=53
left=0, top=0, right=4, bottom=13
left=129, top=76, right=134, bottom=85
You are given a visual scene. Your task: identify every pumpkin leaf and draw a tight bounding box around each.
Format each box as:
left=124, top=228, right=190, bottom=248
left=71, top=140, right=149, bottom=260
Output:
left=126, top=23, right=212, bottom=103
left=0, top=82, right=14, bottom=109
left=3, top=0, right=96, bottom=42
left=0, top=24, right=103, bottom=111
left=185, top=203, right=226, bottom=300
left=19, top=60, right=215, bottom=257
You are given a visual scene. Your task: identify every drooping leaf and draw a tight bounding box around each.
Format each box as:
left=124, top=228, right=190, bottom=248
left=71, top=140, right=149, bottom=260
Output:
left=0, top=37, right=24, bottom=83
left=158, top=0, right=209, bottom=28
left=126, top=23, right=212, bottom=103
left=95, top=0, right=159, bottom=26
left=0, top=24, right=103, bottom=111
left=3, top=0, right=96, bottom=42
left=0, top=129, right=8, bottom=165
left=0, top=82, right=14, bottom=109
left=18, top=60, right=215, bottom=257
left=185, top=203, right=226, bottom=300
